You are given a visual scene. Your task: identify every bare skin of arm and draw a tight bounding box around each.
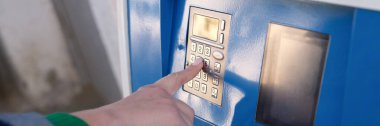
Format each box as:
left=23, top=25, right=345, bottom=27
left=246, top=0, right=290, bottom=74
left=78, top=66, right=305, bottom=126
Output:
left=72, top=58, right=204, bottom=126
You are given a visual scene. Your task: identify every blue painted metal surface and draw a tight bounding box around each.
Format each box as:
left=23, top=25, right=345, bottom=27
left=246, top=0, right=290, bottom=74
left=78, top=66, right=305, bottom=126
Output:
left=160, top=0, right=175, bottom=76
left=127, top=0, right=380, bottom=125
left=341, top=9, right=380, bottom=126
left=128, top=0, right=163, bottom=91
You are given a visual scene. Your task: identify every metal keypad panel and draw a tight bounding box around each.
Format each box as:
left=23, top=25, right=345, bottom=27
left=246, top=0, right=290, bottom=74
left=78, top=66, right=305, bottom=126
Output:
left=183, top=7, right=231, bottom=106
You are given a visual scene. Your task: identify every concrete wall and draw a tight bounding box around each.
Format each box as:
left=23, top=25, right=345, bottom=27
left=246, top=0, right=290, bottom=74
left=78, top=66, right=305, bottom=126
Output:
left=0, top=0, right=123, bottom=113
left=54, top=0, right=123, bottom=103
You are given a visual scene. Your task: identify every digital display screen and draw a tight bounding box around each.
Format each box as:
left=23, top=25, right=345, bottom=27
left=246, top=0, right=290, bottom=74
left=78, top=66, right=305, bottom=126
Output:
left=192, top=14, right=219, bottom=41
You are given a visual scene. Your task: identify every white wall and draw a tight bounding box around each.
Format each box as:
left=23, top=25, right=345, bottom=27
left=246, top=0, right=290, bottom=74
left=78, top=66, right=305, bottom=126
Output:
left=88, top=0, right=121, bottom=88
left=87, top=0, right=132, bottom=96
left=0, top=0, right=83, bottom=110
left=0, top=0, right=128, bottom=112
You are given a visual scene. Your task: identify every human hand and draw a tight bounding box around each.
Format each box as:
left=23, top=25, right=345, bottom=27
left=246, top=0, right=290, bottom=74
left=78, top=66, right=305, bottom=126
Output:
left=73, top=58, right=204, bottom=126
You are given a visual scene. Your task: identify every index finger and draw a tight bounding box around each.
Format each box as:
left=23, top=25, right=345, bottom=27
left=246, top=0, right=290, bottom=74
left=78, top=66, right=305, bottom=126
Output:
left=155, top=58, right=204, bottom=95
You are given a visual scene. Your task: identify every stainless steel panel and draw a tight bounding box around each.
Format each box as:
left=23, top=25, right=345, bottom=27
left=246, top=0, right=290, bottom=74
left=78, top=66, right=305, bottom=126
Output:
left=257, top=23, right=329, bottom=126
left=184, top=7, right=231, bottom=106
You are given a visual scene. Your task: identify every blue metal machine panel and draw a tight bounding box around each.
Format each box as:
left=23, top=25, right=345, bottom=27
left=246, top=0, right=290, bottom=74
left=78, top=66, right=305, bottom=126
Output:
left=341, top=9, right=380, bottom=126
left=168, top=0, right=353, bottom=125
left=128, top=0, right=163, bottom=91
left=160, top=0, right=175, bottom=76
left=127, top=0, right=379, bottom=125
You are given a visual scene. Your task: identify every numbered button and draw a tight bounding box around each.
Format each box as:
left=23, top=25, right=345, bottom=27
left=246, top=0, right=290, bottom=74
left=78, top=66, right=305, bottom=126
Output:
left=212, top=77, right=219, bottom=86
left=204, top=58, right=210, bottom=68
left=187, top=80, right=193, bottom=87
left=197, top=44, right=204, bottom=54
left=191, top=43, right=197, bottom=52
left=196, top=72, right=201, bottom=79
left=190, top=55, right=196, bottom=63
left=196, top=56, right=202, bottom=60
left=201, top=71, right=208, bottom=82
left=204, top=47, right=211, bottom=56
left=194, top=81, right=200, bottom=91
left=211, top=87, right=218, bottom=98
left=214, top=62, right=221, bottom=73
left=201, top=83, right=207, bottom=94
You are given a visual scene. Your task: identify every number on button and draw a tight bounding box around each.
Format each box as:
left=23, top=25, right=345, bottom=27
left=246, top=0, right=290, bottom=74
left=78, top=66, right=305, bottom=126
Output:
left=197, top=44, right=204, bottom=54
left=212, top=77, right=219, bottom=86
left=201, top=84, right=207, bottom=94
left=190, top=55, right=196, bottom=63
left=214, top=62, right=221, bottom=73
left=204, top=47, right=211, bottom=56
left=187, top=80, right=193, bottom=87
left=196, top=72, right=201, bottom=79
left=194, top=81, right=200, bottom=91
left=204, top=58, right=210, bottom=68
left=211, top=87, right=218, bottom=98
left=201, top=71, right=208, bottom=81
left=191, top=43, right=197, bottom=52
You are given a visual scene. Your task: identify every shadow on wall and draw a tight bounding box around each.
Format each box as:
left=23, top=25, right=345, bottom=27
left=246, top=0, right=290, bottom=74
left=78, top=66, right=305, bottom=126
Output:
left=0, top=36, right=27, bottom=112
left=0, top=36, right=107, bottom=114
left=0, top=0, right=121, bottom=114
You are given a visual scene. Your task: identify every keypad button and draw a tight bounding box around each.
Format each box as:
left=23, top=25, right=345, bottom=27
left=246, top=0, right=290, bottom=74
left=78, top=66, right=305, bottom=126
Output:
left=204, top=58, right=210, bottom=68
left=212, top=51, right=224, bottom=60
left=220, top=20, right=225, bottom=31
left=196, top=56, right=202, bottom=60
left=197, top=44, right=204, bottom=54
left=187, top=80, right=193, bottom=87
left=191, top=43, right=197, bottom=52
left=219, top=33, right=224, bottom=44
left=214, top=62, right=221, bottom=73
left=212, top=77, right=219, bottom=86
left=196, top=72, right=201, bottom=79
left=201, top=83, right=207, bottom=94
left=204, top=46, right=211, bottom=56
left=194, top=81, right=200, bottom=91
left=190, top=55, right=196, bottom=63
left=211, top=87, right=218, bottom=98
left=201, top=71, right=208, bottom=82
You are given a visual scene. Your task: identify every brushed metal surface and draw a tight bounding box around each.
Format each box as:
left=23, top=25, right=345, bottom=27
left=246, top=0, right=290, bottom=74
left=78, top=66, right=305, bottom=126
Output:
left=184, top=7, right=231, bottom=106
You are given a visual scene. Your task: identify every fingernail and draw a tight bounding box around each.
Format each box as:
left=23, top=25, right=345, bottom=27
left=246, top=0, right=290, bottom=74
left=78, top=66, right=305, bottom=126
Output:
left=193, top=58, right=203, bottom=66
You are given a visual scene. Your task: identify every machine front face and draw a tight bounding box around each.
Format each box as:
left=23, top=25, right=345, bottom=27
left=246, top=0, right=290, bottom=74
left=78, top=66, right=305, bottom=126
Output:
left=171, top=2, right=353, bottom=125
left=184, top=7, right=231, bottom=106
left=128, top=0, right=359, bottom=125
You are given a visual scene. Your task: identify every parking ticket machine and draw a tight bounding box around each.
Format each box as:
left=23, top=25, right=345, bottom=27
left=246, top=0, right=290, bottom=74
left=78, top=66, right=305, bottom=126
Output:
left=127, top=0, right=380, bottom=125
